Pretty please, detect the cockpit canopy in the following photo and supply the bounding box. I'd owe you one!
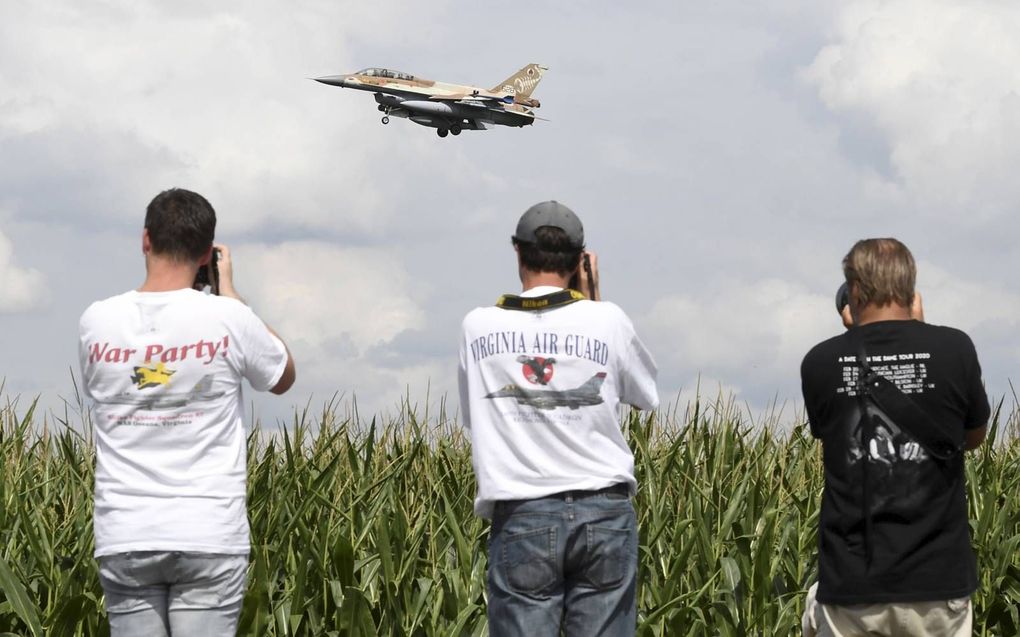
[356,67,415,81]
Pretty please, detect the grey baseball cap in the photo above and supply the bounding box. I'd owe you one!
[513,200,584,248]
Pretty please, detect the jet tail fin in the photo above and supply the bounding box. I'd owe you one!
[576,372,607,395]
[490,63,547,97]
[190,375,214,395]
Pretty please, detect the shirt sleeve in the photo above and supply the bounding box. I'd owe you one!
[617,312,659,411]
[800,352,823,439]
[961,334,990,430]
[458,323,471,431]
[77,308,96,401]
[239,307,289,392]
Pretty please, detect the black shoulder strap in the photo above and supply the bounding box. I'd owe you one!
[496,289,585,311]
[852,331,875,569]
[853,330,962,461]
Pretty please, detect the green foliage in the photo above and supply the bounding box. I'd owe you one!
[1,390,1019,635]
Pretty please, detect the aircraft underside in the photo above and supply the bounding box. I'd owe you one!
[373,92,532,138]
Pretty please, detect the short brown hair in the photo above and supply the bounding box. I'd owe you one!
[513,226,583,277]
[145,188,216,262]
[842,238,916,308]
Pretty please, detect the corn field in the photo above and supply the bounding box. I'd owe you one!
[2,390,1020,636]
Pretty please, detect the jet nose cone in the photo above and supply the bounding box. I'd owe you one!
[313,75,348,88]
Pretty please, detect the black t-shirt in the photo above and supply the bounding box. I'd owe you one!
[801,320,990,604]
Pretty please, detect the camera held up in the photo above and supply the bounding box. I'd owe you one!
[836,282,850,315]
[193,248,221,295]
[569,253,596,300]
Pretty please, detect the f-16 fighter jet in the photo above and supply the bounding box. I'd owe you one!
[101,375,226,411]
[485,372,607,410]
[314,63,547,138]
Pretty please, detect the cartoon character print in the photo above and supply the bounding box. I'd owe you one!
[130,362,175,389]
[517,355,555,385]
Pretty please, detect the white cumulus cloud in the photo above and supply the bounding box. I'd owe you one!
[645,278,835,378]
[234,241,424,352]
[804,0,1020,219]
[0,229,47,313]
[231,241,438,417]
[919,260,1020,335]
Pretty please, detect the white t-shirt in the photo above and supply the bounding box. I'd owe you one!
[458,286,658,517]
[78,289,288,557]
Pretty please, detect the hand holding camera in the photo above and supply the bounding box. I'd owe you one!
[193,243,241,300]
[570,250,600,301]
[193,247,220,295]
[212,244,242,301]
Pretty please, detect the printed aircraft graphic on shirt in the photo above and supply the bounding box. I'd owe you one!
[101,375,226,411]
[485,373,606,410]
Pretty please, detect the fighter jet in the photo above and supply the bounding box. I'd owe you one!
[100,375,226,411]
[314,63,547,138]
[485,373,607,410]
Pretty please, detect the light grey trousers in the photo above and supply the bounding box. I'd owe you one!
[98,551,248,637]
[802,582,972,637]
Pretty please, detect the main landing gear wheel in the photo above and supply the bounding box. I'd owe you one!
[378,105,386,112]
[381,116,389,125]
[450,125,462,136]
[437,128,449,138]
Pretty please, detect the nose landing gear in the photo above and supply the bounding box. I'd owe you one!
[381,116,390,125]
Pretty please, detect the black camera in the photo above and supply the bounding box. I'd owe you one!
[569,253,595,299]
[193,248,220,295]
[836,282,849,314]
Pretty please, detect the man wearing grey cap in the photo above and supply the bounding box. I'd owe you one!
[458,201,659,636]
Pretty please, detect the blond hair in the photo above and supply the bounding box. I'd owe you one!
[842,238,916,308]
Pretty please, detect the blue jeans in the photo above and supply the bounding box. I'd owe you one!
[98,551,248,636]
[487,485,638,637]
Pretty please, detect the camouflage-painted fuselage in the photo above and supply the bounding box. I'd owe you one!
[314,64,546,137]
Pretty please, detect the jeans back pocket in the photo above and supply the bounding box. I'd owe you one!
[581,525,633,590]
[500,526,558,596]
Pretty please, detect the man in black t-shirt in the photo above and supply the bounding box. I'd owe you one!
[801,238,989,636]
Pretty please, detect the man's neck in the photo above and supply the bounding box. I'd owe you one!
[520,270,570,292]
[855,302,912,325]
[139,255,199,292]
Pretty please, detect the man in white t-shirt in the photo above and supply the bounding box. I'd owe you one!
[78,188,296,636]
[458,201,658,636]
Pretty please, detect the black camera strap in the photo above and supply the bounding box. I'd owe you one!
[852,328,964,569]
[853,349,875,569]
[853,334,962,461]
[496,289,585,311]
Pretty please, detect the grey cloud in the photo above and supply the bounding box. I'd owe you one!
[0,126,186,230]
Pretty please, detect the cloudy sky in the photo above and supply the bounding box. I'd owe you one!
[3,0,1019,427]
